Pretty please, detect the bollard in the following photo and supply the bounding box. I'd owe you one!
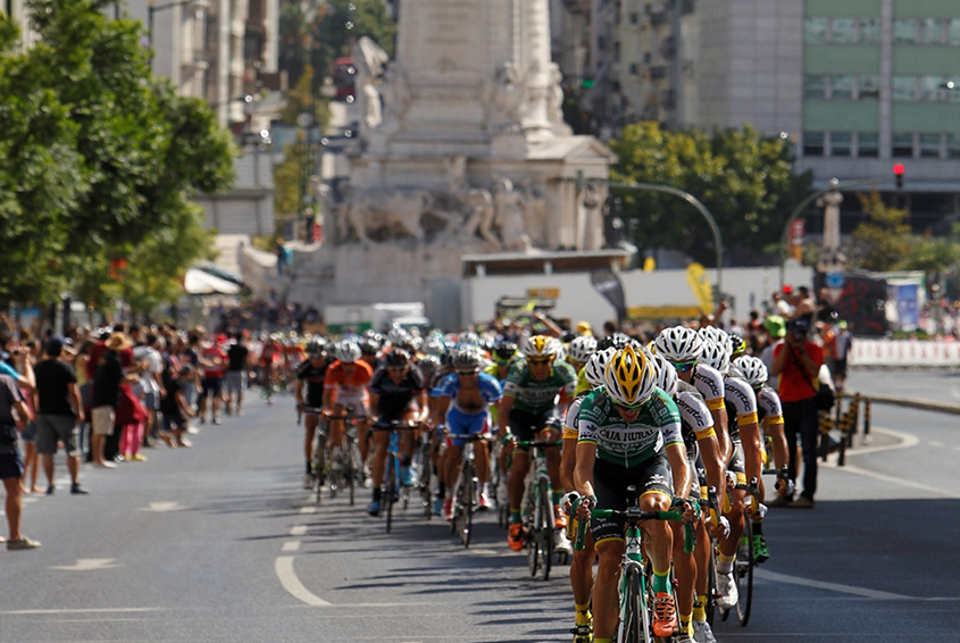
[819,410,832,461]
[849,393,861,448]
[863,397,872,443]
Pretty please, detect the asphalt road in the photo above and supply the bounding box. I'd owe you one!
[3,370,959,642]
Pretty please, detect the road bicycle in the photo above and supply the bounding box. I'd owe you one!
[298,405,329,503]
[372,419,420,534]
[516,439,563,580]
[490,440,510,528]
[415,428,433,519]
[322,408,364,506]
[727,476,764,626]
[574,486,694,643]
[447,433,490,548]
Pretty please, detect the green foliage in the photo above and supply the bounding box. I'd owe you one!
[0,0,235,314]
[847,193,912,272]
[314,0,396,81]
[609,122,811,266]
[274,142,307,216]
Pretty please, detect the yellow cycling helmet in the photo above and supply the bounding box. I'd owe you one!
[523,335,560,360]
[604,344,656,408]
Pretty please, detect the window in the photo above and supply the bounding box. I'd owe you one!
[919,18,943,45]
[804,17,828,44]
[894,19,917,44]
[919,133,941,158]
[893,76,916,101]
[947,77,960,102]
[831,75,855,100]
[830,132,852,157]
[859,75,880,100]
[859,18,881,44]
[803,131,825,157]
[857,132,879,157]
[920,76,944,101]
[949,19,960,45]
[892,133,914,157]
[831,18,856,44]
[804,75,827,99]
[947,134,960,159]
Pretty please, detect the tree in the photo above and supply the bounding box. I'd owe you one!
[608,122,811,267]
[0,0,235,314]
[314,0,396,82]
[846,192,912,272]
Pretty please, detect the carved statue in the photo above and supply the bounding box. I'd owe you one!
[352,37,389,136]
[339,188,434,243]
[459,188,499,247]
[383,63,412,121]
[547,62,565,124]
[481,62,527,124]
[493,177,531,252]
[520,180,548,248]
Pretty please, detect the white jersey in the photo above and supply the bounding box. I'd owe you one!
[757,387,783,424]
[723,375,758,440]
[563,395,586,440]
[675,389,716,457]
[692,363,725,412]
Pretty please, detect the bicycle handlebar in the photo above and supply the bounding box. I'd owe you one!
[371,419,421,431]
[446,433,493,441]
[572,500,695,554]
[513,439,563,449]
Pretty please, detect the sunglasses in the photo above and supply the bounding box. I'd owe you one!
[456,369,479,376]
[493,356,512,365]
[528,358,553,365]
[614,400,646,411]
[671,361,695,373]
[386,365,407,372]
[309,353,325,359]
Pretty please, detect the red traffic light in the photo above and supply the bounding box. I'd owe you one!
[893,163,905,188]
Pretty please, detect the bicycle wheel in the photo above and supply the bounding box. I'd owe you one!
[621,566,648,643]
[537,477,553,581]
[314,439,325,506]
[418,444,432,519]
[705,542,718,626]
[459,471,476,548]
[347,442,359,507]
[735,518,754,626]
[385,458,396,534]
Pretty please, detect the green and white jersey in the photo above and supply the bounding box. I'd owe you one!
[503,359,578,415]
[577,388,683,469]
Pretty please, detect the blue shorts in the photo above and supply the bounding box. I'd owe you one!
[445,406,490,447]
[0,450,24,479]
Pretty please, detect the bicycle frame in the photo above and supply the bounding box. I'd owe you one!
[517,439,562,580]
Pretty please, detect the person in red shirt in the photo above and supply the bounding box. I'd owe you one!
[198,337,228,425]
[769,317,823,508]
[322,341,374,467]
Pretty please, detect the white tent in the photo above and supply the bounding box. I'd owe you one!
[183,268,242,295]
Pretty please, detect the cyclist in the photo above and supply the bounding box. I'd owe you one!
[322,341,374,477]
[698,332,761,611]
[650,353,727,643]
[498,335,577,552]
[258,334,282,404]
[359,336,382,371]
[294,340,331,489]
[734,354,790,560]
[560,347,615,643]
[484,340,519,383]
[574,344,691,642]
[366,348,428,516]
[431,346,503,520]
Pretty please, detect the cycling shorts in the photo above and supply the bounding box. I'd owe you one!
[445,406,490,447]
[201,376,223,398]
[592,453,674,543]
[334,392,368,418]
[508,407,564,450]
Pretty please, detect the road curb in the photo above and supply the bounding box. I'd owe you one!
[845,393,960,415]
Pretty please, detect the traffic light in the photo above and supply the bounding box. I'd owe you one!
[893,163,905,189]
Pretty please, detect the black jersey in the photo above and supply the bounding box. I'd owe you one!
[369,365,425,421]
[296,360,329,406]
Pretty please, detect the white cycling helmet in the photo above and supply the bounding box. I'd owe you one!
[584,347,616,388]
[523,335,562,360]
[649,353,678,397]
[603,344,657,408]
[451,345,483,372]
[567,335,598,365]
[654,326,704,363]
[333,340,361,364]
[697,325,728,348]
[699,338,730,375]
[733,355,768,389]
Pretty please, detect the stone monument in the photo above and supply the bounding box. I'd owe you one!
[290,0,613,324]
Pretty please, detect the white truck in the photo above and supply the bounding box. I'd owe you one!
[324,302,432,336]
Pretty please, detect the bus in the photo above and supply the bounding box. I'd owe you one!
[332,58,356,102]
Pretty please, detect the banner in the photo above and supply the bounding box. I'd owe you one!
[895,283,919,331]
[590,269,627,322]
[685,263,714,315]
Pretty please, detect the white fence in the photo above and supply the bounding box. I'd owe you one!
[851,339,960,366]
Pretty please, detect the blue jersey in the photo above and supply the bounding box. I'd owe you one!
[435,371,503,411]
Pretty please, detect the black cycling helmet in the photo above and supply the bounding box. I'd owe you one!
[598,332,632,351]
[493,340,518,362]
[384,348,411,367]
[358,337,381,355]
[306,340,327,355]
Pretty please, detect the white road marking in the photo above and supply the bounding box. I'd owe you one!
[275,556,331,606]
[50,558,121,571]
[290,525,307,536]
[929,441,944,448]
[282,540,301,552]
[0,608,165,616]
[829,463,960,498]
[837,426,919,456]
[757,569,960,601]
[141,501,187,512]
[300,506,316,514]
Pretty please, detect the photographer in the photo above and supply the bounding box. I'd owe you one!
[769,317,823,509]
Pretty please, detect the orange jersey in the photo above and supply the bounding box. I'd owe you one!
[323,360,373,402]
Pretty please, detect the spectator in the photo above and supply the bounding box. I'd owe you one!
[33,336,87,495]
[224,332,252,417]
[0,372,40,549]
[132,333,164,450]
[832,321,853,392]
[90,332,129,469]
[770,317,824,509]
[275,237,288,276]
